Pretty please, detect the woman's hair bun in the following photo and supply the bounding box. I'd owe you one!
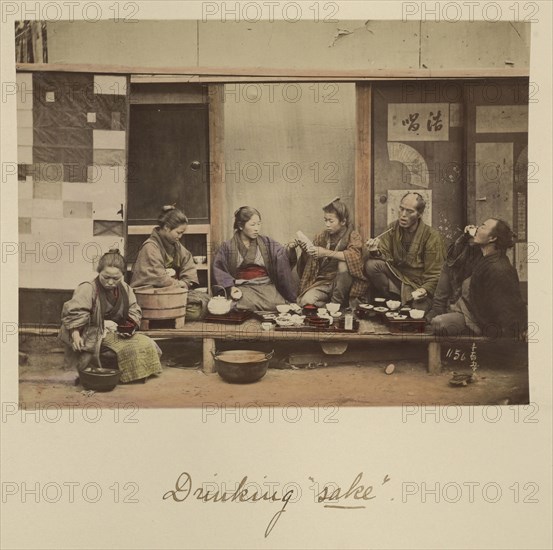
[108,247,121,254]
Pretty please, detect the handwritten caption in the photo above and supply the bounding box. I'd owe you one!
[163,470,391,538]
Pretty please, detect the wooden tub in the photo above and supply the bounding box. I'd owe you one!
[134,287,188,329]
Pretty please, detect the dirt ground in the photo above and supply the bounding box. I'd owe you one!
[17,335,529,409]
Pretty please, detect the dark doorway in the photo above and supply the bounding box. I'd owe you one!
[127,104,210,224]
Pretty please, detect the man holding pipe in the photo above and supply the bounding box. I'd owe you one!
[363,192,445,311]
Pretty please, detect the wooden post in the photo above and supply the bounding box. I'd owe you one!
[208,84,225,255]
[355,83,372,239]
[202,337,216,374]
[427,342,442,374]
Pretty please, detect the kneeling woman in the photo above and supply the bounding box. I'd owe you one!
[60,249,162,383]
[212,206,297,311]
[130,205,209,320]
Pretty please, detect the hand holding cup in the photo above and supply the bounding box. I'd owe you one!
[366,237,380,252]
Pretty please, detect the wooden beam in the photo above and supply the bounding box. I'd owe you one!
[127,224,210,235]
[355,83,372,239]
[208,84,225,253]
[16,63,529,80]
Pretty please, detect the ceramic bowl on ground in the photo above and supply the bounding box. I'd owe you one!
[374,306,389,313]
[396,315,407,320]
[193,255,207,264]
[400,307,411,313]
[374,297,386,304]
[358,303,374,310]
[409,309,425,320]
[276,304,292,314]
[80,368,120,392]
[326,302,340,314]
[317,307,328,317]
[386,300,401,311]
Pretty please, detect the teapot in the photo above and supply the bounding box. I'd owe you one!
[207,285,233,316]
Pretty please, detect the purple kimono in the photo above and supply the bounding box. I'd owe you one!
[212,234,297,311]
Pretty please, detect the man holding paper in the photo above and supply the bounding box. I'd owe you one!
[364,192,445,311]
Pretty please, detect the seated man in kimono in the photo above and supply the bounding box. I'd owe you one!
[364,192,445,311]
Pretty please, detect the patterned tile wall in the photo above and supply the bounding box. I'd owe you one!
[18,72,128,290]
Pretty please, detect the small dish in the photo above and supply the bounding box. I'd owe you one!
[374,297,386,304]
[386,300,401,311]
[276,304,292,314]
[326,302,340,314]
[395,315,407,320]
[331,312,342,318]
[276,318,295,327]
[409,309,425,320]
[374,306,389,313]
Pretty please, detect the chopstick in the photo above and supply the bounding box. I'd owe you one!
[373,227,393,240]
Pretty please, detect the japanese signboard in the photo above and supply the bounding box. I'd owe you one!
[388,103,450,141]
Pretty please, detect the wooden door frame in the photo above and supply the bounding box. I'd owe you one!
[355,83,372,240]
[207,84,225,252]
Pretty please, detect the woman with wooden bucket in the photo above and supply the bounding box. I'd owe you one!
[59,249,163,383]
[130,206,209,321]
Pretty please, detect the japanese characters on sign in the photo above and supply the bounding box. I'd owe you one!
[388,103,450,141]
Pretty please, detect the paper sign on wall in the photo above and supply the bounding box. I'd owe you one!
[388,103,449,141]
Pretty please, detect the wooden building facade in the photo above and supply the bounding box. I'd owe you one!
[15,20,530,325]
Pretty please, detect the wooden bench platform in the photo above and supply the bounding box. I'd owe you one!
[142,318,492,375]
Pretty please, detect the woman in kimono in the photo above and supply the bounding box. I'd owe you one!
[130,206,209,320]
[59,249,162,383]
[212,206,297,311]
[294,198,368,308]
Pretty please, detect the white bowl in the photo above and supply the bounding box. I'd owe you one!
[386,300,401,310]
[276,304,291,314]
[374,297,386,303]
[326,302,340,314]
[409,309,425,320]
